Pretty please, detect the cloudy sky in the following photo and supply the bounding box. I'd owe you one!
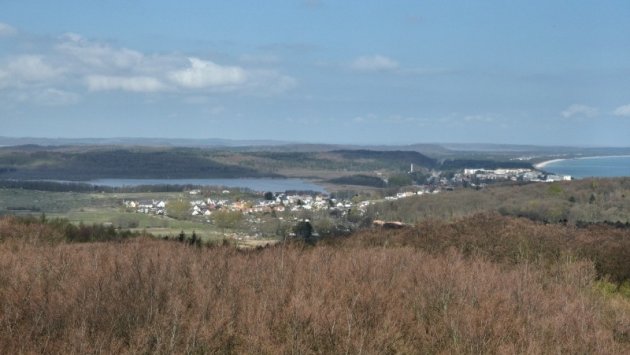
[1,0,629,146]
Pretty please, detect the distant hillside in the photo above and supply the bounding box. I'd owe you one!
[327,174,386,188]
[0,147,277,180]
[214,149,439,174]
[441,143,630,159]
[0,136,291,148]
[234,143,451,157]
[331,149,437,169]
[0,145,476,181]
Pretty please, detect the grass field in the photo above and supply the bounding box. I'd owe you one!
[0,188,234,242]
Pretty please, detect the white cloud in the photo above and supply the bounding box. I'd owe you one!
[0,22,17,37]
[6,55,63,82]
[169,58,247,89]
[613,104,630,117]
[561,104,598,118]
[0,31,295,96]
[86,75,166,92]
[351,55,399,71]
[57,33,144,70]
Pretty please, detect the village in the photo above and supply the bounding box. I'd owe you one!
[453,168,571,185]
[121,166,570,223]
[123,190,366,219]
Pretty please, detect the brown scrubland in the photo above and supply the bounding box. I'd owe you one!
[370,178,630,225]
[0,215,629,354]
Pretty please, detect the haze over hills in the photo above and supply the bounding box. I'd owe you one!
[2,136,630,168]
[2,136,630,152]
[0,136,291,148]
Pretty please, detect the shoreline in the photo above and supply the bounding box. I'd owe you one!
[534,154,630,170]
[534,158,565,169]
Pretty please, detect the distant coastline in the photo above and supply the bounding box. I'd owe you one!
[534,155,630,179]
[534,159,566,169]
[535,155,630,170]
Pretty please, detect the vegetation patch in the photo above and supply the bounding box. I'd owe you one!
[0,231,627,353]
[327,174,386,188]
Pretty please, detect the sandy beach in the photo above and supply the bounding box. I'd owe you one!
[534,158,566,169]
[534,155,630,170]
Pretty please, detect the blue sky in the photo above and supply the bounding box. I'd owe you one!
[1,0,629,146]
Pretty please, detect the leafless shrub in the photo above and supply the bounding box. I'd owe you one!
[0,221,628,353]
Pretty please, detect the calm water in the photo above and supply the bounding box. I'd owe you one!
[84,178,327,193]
[543,156,630,178]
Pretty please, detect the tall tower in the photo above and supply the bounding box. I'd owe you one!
[410,163,414,173]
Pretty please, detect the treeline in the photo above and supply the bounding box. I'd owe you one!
[327,174,386,187]
[0,179,107,192]
[0,179,229,193]
[244,151,352,171]
[246,150,438,172]
[0,148,278,180]
[0,167,16,174]
[332,149,437,169]
[0,215,139,243]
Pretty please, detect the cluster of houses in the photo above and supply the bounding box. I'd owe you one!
[189,198,228,216]
[384,189,440,201]
[122,193,365,218]
[123,200,166,215]
[199,193,363,215]
[454,168,571,184]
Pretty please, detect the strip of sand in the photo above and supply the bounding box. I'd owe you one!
[535,155,630,170]
[534,159,565,169]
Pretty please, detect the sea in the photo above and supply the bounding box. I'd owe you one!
[542,156,630,179]
[80,178,328,193]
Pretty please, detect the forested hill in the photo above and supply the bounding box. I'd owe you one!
[331,150,437,169]
[0,147,277,180]
[0,146,443,180]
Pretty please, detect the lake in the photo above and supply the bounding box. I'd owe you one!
[83,178,328,193]
[542,156,630,178]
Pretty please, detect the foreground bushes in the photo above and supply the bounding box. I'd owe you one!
[0,215,137,243]
[344,213,630,283]
[368,177,630,225]
[0,237,628,354]
[0,215,629,353]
